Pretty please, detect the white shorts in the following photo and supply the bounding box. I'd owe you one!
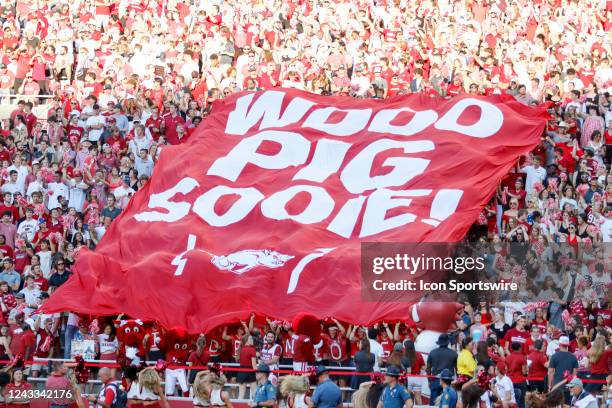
[292,362,309,373]
[165,368,188,395]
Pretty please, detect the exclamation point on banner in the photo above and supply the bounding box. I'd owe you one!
[422,189,463,227]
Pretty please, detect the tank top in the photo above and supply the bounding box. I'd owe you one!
[127,382,141,400]
[293,394,308,408]
[140,387,160,401]
[210,389,224,407]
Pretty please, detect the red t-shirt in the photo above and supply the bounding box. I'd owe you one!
[527,350,548,378]
[0,205,20,222]
[187,349,210,369]
[524,337,547,354]
[503,328,530,349]
[238,344,256,367]
[590,349,612,375]
[324,333,348,362]
[0,70,15,89]
[9,327,35,357]
[206,335,221,358]
[410,352,425,374]
[163,114,186,145]
[34,276,49,292]
[281,332,294,359]
[0,244,14,259]
[505,352,527,383]
[35,329,55,358]
[5,382,32,408]
[379,335,393,360]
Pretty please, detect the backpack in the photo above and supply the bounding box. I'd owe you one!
[107,382,128,408]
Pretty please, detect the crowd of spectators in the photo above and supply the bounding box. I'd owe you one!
[0,0,610,405]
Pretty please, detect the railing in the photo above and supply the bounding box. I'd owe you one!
[0,94,55,120]
[0,93,57,104]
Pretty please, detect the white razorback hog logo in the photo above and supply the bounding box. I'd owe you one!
[211,249,294,274]
[172,234,334,293]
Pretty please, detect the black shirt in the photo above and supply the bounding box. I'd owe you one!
[427,346,458,376]
[549,351,578,386]
[49,271,71,288]
[354,351,375,372]
[101,206,122,220]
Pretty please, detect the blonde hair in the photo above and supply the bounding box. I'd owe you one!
[351,381,374,408]
[279,375,309,397]
[193,371,227,402]
[138,368,162,392]
[193,371,210,402]
[588,334,606,364]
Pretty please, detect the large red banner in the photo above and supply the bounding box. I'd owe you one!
[43,89,548,333]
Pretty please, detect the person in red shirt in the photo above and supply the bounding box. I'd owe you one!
[532,308,548,334]
[527,339,548,392]
[503,315,530,354]
[507,179,527,209]
[0,63,14,91]
[5,369,32,408]
[259,61,280,89]
[524,325,546,354]
[13,47,32,92]
[66,115,85,141]
[402,339,425,404]
[378,323,394,362]
[9,318,36,362]
[505,341,527,407]
[9,101,25,123]
[31,318,56,377]
[586,334,611,393]
[0,197,19,225]
[145,106,163,141]
[31,264,49,292]
[446,75,464,97]
[162,104,185,145]
[205,329,223,363]
[236,334,257,399]
[187,336,210,384]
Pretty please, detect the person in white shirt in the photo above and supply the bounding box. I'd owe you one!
[98,324,119,360]
[19,275,41,312]
[135,149,154,178]
[367,328,384,371]
[567,378,598,408]
[26,172,45,199]
[493,361,516,406]
[85,104,106,143]
[46,172,70,211]
[601,217,612,243]
[16,208,39,242]
[7,155,29,191]
[113,178,135,209]
[520,156,547,195]
[1,170,24,196]
[67,170,89,212]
